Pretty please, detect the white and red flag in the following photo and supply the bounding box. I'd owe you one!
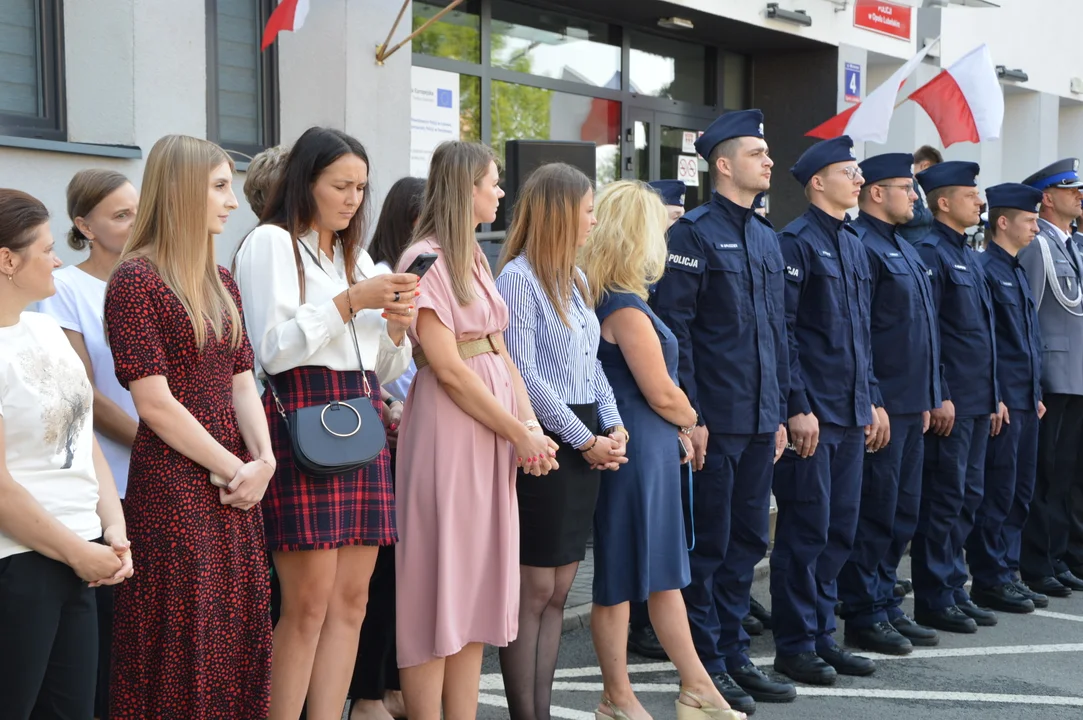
[906,44,1004,146]
[262,0,310,50]
[806,41,936,143]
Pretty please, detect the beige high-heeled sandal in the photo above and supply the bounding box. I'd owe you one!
[675,687,746,720]
[594,697,634,720]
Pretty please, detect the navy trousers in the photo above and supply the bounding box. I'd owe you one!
[838,413,925,627]
[968,409,1038,588]
[912,415,990,612]
[683,432,775,673]
[770,423,865,656]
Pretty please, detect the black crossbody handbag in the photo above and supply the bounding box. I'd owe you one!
[264,241,387,477]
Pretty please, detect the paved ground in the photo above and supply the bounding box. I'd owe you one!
[476,553,1083,719]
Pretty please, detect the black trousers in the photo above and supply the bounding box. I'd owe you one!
[0,551,98,720]
[1021,394,1083,577]
[349,541,400,699]
[95,584,115,720]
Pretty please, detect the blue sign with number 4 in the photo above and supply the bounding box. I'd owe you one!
[845,63,861,103]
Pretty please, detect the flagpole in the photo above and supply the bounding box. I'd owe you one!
[894,37,941,109]
[376,0,465,64]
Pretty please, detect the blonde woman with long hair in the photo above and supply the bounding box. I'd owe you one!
[581,180,744,720]
[104,135,275,718]
[394,141,559,720]
[494,163,627,720]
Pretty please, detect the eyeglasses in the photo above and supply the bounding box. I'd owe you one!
[877,184,915,192]
[839,166,864,181]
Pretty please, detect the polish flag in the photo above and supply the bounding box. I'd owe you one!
[806,41,936,142]
[906,44,1004,147]
[261,0,310,50]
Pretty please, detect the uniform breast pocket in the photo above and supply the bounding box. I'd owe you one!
[707,250,752,317]
[807,255,842,316]
[1054,263,1078,295]
[993,284,1019,306]
[882,257,910,275]
[946,267,983,331]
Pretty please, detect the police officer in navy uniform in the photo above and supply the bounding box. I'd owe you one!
[771,136,882,685]
[966,183,1048,614]
[628,178,687,661]
[1018,158,1083,596]
[651,109,795,713]
[910,161,1004,634]
[836,153,942,655]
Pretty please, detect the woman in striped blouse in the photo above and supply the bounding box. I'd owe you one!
[495,163,628,720]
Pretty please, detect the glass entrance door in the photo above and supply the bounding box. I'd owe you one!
[624,109,711,212]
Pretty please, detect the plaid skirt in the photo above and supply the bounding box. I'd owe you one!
[262,366,396,551]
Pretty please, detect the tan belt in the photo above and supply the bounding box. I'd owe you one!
[413,334,499,370]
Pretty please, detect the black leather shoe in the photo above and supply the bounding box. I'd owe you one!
[894,578,914,598]
[914,606,978,634]
[1055,570,1083,592]
[817,642,876,676]
[955,600,998,626]
[1012,580,1049,608]
[710,672,757,716]
[774,651,837,685]
[749,597,772,630]
[844,621,913,655]
[1024,576,1072,598]
[627,625,668,660]
[742,613,764,636]
[730,663,797,703]
[972,584,1035,614]
[888,613,940,646]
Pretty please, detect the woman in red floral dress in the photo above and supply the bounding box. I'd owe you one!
[104,135,276,719]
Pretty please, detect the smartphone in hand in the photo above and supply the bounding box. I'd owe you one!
[403,252,438,280]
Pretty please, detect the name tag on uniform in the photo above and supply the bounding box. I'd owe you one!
[952,264,968,271]
[786,266,802,279]
[926,268,934,276]
[817,249,834,258]
[1056,258,1070,264]
[886,252,902,258]
[717,243,740,250]
[668,253,700,269]
[1000,280,1014,287]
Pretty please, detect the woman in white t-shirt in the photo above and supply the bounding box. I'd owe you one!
[0,189,132,719]
[38,168,139,720]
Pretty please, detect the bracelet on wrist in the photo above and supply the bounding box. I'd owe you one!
[605,426,630,443]
[580,436,598,453]
[679,425,695,436]
[524,419,541,432]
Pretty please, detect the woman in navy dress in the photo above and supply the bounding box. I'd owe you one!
[581,180,743,720]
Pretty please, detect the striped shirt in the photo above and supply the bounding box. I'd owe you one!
[496,255,622,448]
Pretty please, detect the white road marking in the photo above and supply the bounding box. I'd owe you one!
[480,693,596,719]
[539,682,1083,707]
[1033,609,1083,623]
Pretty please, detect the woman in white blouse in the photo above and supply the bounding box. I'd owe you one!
[39,168,140,720]
[233,127,419,720]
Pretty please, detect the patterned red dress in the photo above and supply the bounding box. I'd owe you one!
[104,258,272,719]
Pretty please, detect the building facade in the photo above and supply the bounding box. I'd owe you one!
[1,0,1081,268]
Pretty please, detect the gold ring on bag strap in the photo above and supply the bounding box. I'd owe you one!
[413,334,498,370]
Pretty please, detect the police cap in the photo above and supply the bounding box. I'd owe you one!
[1022,158,1083,191]
[695,109,764,159]
[860,153,914,185]
[790,136,857,187]
[916,160,980,194]
[985,183,1043,212]
[647,180,686,207]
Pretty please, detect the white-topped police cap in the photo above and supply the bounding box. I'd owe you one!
[790,136,856,187]
[1022,158,1083,191]
[694,109,765,159]
[647,179,686,207]
[985,183,1043,212]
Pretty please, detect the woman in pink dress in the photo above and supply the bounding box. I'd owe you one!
[394,141,559,720]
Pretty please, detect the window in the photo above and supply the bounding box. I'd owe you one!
[206,0,278,156]
[629,30,712,106]
[491,80,620,187]
[413,1,482,64]
[0,0,65,139]
[490,1,620,89]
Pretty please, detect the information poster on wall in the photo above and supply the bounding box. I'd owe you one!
[411,66,461,178]
[677,155,699,187]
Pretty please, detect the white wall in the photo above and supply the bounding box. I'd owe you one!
[0,0,413,270]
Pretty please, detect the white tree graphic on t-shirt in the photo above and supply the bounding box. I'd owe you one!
[18,349,91,469]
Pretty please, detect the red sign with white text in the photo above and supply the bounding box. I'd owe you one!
[854,0,912,41]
